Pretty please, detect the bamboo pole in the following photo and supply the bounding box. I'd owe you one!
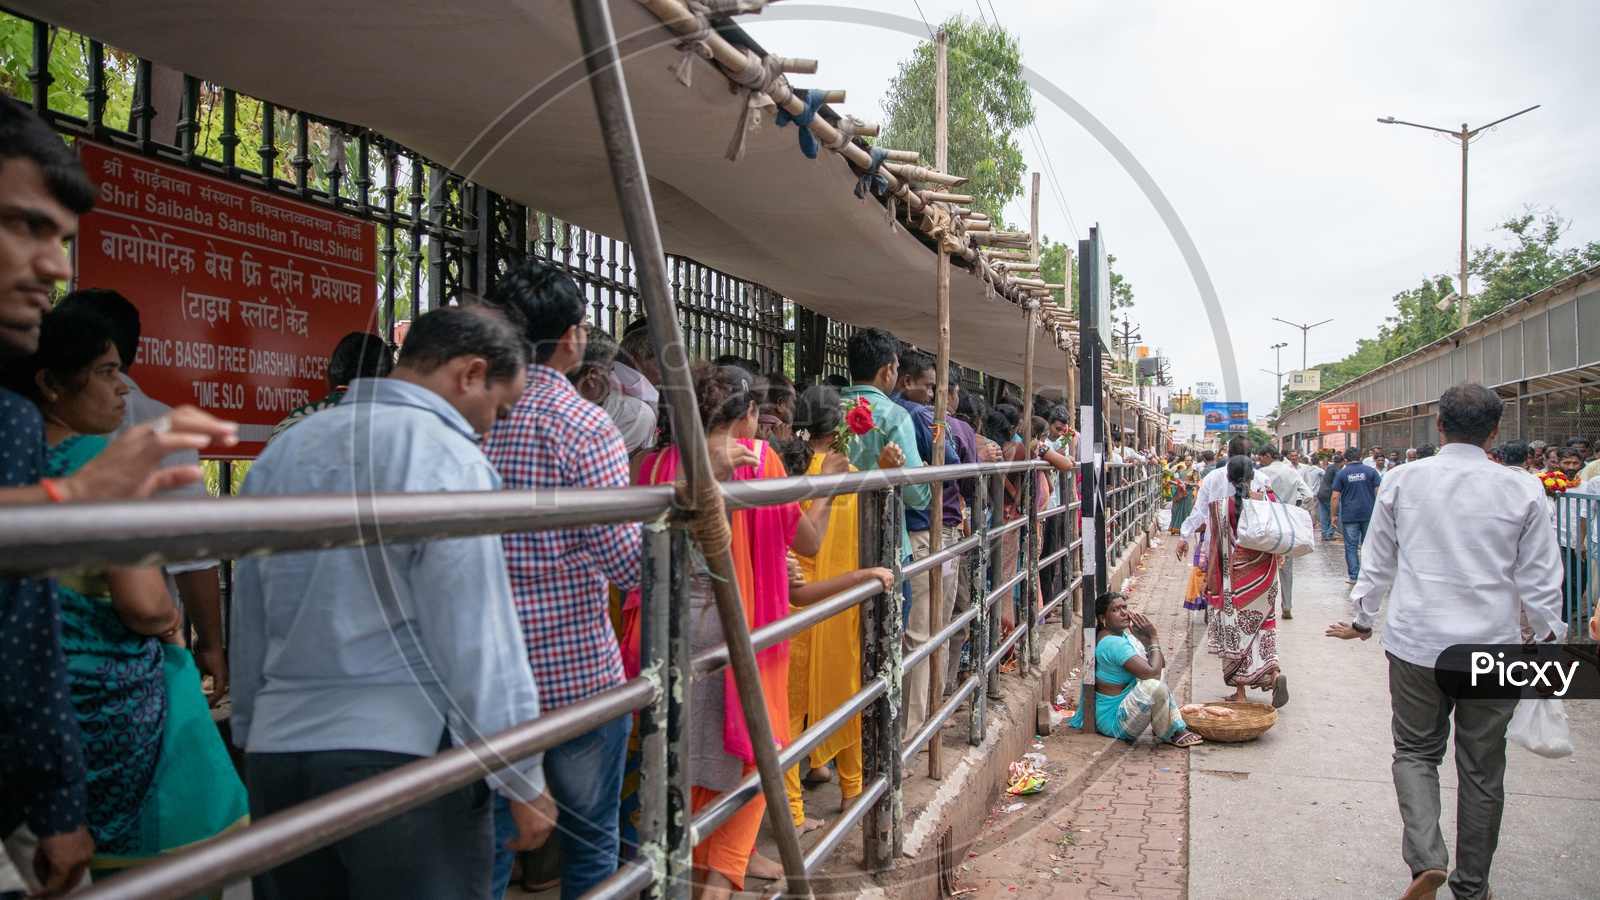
[569,1,814,895]
[638,0,931,215]
[926,28,951,780]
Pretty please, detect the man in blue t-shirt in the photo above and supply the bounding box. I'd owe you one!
[1331,447,1382,583]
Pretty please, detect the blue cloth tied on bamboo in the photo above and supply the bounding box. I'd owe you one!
[854,146,891,199]
[775,88,828,159]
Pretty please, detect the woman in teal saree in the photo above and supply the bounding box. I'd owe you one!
[1068,592,1203,747]
[5,310,246,876]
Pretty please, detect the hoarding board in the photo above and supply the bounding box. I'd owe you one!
[1203,401,1249,432]
[75,141,379,458]
[1319,402,1360,432]
[1289,369,1323,392]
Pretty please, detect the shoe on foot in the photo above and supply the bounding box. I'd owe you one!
[1399,868,1447,900]
[1272,673,1290,709]
[1282,609,1294,620]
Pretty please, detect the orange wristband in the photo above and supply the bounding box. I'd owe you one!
[39,478,66,503]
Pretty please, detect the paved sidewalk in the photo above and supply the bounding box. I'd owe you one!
[1188,539,1598,899]
[955,534,1197,898]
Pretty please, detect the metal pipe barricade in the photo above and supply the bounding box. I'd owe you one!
[32,458,1101,900]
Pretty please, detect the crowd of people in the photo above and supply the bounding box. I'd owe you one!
[1082,387,1582,900]
[0,97,1114,900]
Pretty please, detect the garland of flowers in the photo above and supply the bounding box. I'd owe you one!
[1540,470,1579,495]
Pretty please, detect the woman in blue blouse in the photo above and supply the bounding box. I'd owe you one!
[1069,592,1203,747]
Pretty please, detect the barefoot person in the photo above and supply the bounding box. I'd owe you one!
[1327,383,1564,900]
[1203,455,1290,707]
[1069,593,1202,748]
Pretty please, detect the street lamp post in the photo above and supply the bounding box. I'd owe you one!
[1271,317,1333,370]
[1265,341,1288,436]
[1378,105,1540,328]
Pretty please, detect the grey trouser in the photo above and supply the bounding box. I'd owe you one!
[941,525,969,687]
[1279,553,1293,613]
[1387,654,1517,900]
[903,529,934,744]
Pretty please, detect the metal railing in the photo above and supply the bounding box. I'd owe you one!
[1104,462,1163,569]
[0,459,1179,900]
[1550,493,1599,663]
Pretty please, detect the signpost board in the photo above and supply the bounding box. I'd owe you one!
[1194,380,1218,399]
[1203,401,1249,432]
[75,141,379,458]
[1318,402,1360,432]
[1289,369,1323,392]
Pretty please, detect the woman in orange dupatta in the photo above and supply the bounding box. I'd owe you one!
[1203,455,1290,707]
[621,364,835,900]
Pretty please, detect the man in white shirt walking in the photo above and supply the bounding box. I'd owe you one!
[1327,383,1565,900]
[1258,445,1313,618]
[1175,434,1270,560]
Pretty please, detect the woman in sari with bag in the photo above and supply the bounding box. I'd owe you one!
[620,363,837,900]
[1203,455,1291,708]
[0,311,247,880]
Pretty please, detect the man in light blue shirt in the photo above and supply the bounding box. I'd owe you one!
[231,306,555,900]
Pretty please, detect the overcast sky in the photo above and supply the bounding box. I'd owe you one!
[742,1,1600,415]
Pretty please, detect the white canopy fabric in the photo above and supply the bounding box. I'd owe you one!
[24,0,1072,388]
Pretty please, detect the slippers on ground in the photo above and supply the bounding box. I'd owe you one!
[802,766,833,786]
[1272,673,1290,709]
[1167,730,1203,748]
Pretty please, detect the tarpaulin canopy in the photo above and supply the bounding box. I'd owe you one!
[22,0,1073,389]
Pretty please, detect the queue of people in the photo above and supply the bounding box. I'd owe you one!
[0,96,1107,899]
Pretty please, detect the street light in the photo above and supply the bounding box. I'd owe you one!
[1265,341,1288,434]
[1271,317,1332,370]
[1378,105,1540,328]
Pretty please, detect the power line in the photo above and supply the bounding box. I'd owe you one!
[909,0,934,37]
[975,1,1082,243]
[1024,122,1079,240]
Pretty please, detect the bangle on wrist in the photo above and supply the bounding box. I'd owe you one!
[1351,622,1371,634]
[39,477,66,503]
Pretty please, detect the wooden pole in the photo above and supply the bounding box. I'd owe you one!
[1017,174,1041,670]
[926,28,951,779]
[570,1,814,894]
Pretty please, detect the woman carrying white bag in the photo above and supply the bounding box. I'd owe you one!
[1200,454,1294,708]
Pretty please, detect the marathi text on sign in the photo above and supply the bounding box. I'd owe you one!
[1319,402,1360,433]
[74,141,379,458]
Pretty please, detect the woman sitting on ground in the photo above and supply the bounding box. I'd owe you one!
[1068,592,1203,747]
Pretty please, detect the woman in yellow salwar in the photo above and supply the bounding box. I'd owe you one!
[779,386,894,829]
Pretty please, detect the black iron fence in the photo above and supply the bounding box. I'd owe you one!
[3,11,852,380]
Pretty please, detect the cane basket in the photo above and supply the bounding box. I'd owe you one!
[1183,700,1277,742]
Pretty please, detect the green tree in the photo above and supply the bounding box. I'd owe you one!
[1296,208,1600,405]
[1469,209,1600,317]
[879,15,1034,225]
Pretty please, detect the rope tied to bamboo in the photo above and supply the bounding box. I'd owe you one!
[668,1,715,87]
[825,114,863,153]
[775,88,828,159]
[674,478,733,559]
[723,48,789,163]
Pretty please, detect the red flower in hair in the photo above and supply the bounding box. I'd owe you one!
[845,397,876,436]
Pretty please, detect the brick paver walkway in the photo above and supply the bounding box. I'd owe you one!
[956,532,1196,898]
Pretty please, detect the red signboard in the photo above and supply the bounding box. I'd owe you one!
[1319,402,1360,433]
[74,141,379,458]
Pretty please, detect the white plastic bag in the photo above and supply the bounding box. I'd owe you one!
[1506,698,1573,759]
[1235,498,1316,558]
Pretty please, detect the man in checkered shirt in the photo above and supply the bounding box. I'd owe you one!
[481,261,642,899]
